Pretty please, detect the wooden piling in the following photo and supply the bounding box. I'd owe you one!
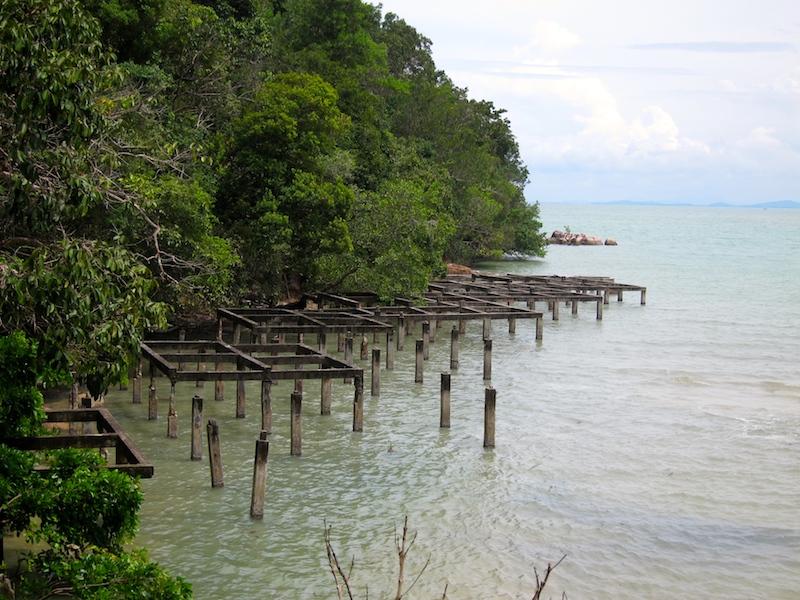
[483,387,496,448]
[233,323,242,344]
[236,359,246,418]
[290,390,302,456]
[406,317,414,336]
[338,332,345,353]
[344,332,354,383]
[191,395,203,460]
[483,338,492,381]
[396,316,405,350]
[178,329,186,371]
[429,319,437,342]
[386,330,395,370]
[132,356,142,404]
[321,376,332,415]
[148,384,157,420]
[207,418,223,487]
[318,331,327,352]
[371,347,380,396]
[459,318,467,334]
[641,289,647,305]
[81,395,92,434]
[422,321,430,359]
[508,317,516,334]
[215,355,224,401]
[261,378,272,434]
[440,373,451,428]
[360,334,369,361]
[353,372,364,432]
[617,289,623,302]
[483,318,491,340]
[197,347,205,388]
[250,431,269,519]
[167,380,178,439]
[536,316,544,340]
[572,299,579,315]
[415,339,424,383]
[596,297,604,320]
[450,326,459,370]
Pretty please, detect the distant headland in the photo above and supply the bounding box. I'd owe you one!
[599,200,800,209]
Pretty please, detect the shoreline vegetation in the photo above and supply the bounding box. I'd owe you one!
[1,0,550,596]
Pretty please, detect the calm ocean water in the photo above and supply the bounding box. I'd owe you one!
[94,204,799,598]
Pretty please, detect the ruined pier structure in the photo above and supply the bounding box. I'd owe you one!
[133,273,645,514]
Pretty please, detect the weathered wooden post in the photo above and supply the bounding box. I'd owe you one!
[261,377,272,434]
[191,395,203,460]
[148,361,158,420]
[197,347,205,388]
[617,289,623,302]
[429,319,437,342]
[386,330,395,370]
[250,431,269,519]
[338,332,345,353]
[360,333,369,361]
[233,323,242,344]
[344,332,354,383]
[422,321,430,359]
[459,318,467,334]
[483,338,492,380]
[80,394,92,434]
[483,318,491,340]
[415,339,424,383]
[215,354,224,401]
[450,326,459,370]
[207,418,224,487]
[552,299,560,321]
[572,299,579,315]
[440,373,451,428]
[596,296,604,320]
[536,316,544,340]
[290,390,302,456]
[353,372,364,432]
[216,316,223,341]
[483,387,496,448]
[406,317,414,336]
[178,329,186,371]
[508,316,516,334]
[167,379,178,439]
[396,315,405,350]
[371,348,381,396]
[318,331,327,352]
[235,359,246,418]
[320,376,332,415]
[641,288,647,305]
[132,356,142,403]
[259,322,268,345]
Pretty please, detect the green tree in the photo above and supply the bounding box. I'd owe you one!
[0,334,191,599]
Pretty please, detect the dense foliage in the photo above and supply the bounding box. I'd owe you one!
[0,334,191,599]
[1,0,545,385]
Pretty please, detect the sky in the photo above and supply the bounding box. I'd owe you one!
[374,0,800,205]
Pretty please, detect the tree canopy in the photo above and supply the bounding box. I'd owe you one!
[1,0,546,391]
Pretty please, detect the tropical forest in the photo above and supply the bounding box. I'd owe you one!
[0,0,545,595]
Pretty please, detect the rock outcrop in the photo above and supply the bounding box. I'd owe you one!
[548,230,619,246]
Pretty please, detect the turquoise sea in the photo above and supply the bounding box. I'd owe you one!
[92,204,800,598]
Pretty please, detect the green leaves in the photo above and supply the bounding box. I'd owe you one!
[0,240,168,396]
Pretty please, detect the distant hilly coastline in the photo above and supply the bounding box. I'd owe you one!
[600,200,800,209]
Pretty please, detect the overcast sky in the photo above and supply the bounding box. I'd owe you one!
[374,0,800,205]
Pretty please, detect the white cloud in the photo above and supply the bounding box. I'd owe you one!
[771,68,800,94]
[514,20,582,59]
